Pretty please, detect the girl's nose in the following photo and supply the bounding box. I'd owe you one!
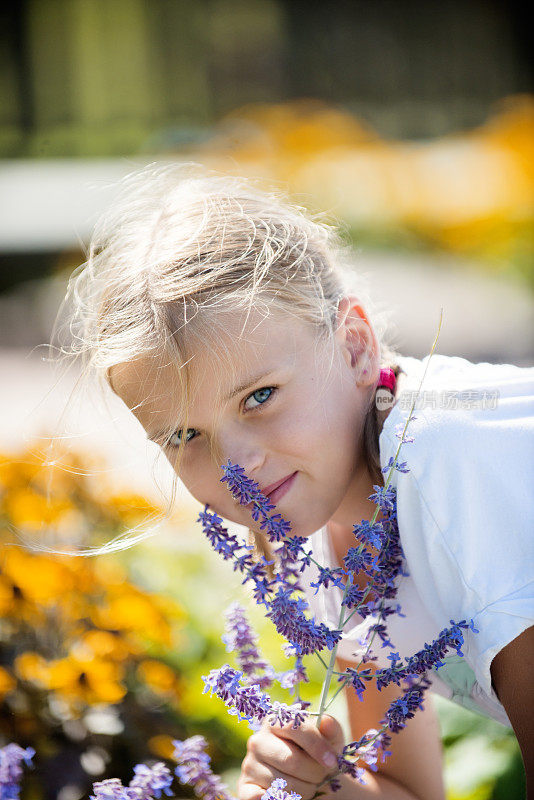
[218,428,266,481]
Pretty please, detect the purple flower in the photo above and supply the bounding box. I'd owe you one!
[367,486,396,514]
[202,664,309,730]
[353,520,385,550]
[223,602,276,689]
[129,764,174,799]
[266,587,342,655]
[310,566,346,594]
[220,461,292,542]
[199,457,479,776]
[374,619,474,691]
[0,744,35,800]
[339,667,373,702]
[202,665,272,728]
[341,585,365,609]
[172,736,233,800]
[198,508,243,562]
[327,777,342,792]
[381,457,410,474]
[90,779,138,800]
[231,683,273,726]
[279,655,309,694]
[267,701,308,729]
[340,727,392,782]
[365,621,393,649]
[261,778,301,800]
[383,676,431,733]
[343,546,374,575]
[394,419,417,443]
[335,755,367,785]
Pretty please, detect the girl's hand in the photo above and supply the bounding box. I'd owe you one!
[237,714,345,800]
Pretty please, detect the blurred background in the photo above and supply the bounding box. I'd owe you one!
[0,1,532,798]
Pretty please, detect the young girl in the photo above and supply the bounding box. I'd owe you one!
[65,163,533,800]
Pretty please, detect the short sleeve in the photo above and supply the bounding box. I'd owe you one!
[380,382,534,700]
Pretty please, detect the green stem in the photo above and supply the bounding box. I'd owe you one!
[315,651,329,669]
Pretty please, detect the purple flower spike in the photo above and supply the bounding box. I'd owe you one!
[353,520,385,550]
[339,667,373,702]
[336,755,367,785]
[367,486,397,514]
[220,461,293,542]
[90,778,138,800]
[267,587,342,655]
[129,763,174,799]
[381,456,410,474]
[173,735,233,800]
[223,602,276,689]
[267,701,308,729]
[0,744,35,800]
[202,665,272,728]
[261,777,302,800]
[279,654,309,694]
[383,676,431,733]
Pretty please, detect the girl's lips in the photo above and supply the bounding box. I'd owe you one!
[267,471,297,504]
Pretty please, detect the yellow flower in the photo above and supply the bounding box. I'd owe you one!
[5,487,73,530]
[14,652,50,689]
[79,629,133,661]
[0,665,16,700]
[93,589,173,647]
[137,659,178,696]
[47,653,126,705]
[1,548,74,608]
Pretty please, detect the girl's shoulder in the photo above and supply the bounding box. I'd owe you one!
[386,353,534,453]
[379,354,534,715]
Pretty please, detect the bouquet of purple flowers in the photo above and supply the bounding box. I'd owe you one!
[1,380,477,800]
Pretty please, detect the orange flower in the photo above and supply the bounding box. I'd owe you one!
[149,734,179,761]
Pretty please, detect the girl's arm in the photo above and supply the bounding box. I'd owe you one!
[338,656,446,800]
[490,625,533,794]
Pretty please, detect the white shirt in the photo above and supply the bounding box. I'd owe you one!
[302,354,534,726]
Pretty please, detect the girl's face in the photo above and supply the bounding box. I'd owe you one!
[110,296,380,538]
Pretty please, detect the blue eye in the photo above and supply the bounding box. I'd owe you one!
[168,428,197,447]
[244,386,275,410]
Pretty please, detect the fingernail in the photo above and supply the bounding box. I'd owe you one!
[323,751,337,768]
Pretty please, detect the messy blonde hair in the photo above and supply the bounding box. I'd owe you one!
[55,162,401,558]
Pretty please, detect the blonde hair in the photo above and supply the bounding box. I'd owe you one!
[55,162,401,557]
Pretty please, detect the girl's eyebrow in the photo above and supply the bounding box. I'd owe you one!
[224,368,278,401]
[146,368,279,442]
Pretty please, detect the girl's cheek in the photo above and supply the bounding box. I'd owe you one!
[173,456,219,508]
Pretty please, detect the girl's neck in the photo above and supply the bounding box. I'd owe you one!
[328,366,405,559]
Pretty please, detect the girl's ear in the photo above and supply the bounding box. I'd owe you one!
[335,294,380,385]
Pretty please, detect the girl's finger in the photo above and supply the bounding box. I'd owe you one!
[239,755,320,800]
[247,731,326,784]
[266,719,340,770]
[238,783,265,800]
